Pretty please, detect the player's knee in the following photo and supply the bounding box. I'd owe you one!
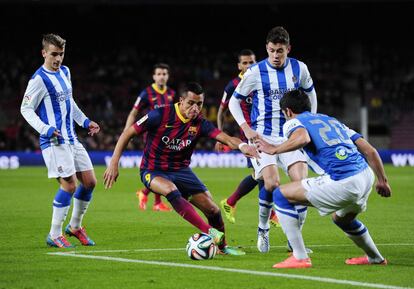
[63,182,77,193]
[82,177,97,189]
[264,181,280,192]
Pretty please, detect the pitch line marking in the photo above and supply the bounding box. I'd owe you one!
[60,242,414,254]
[47,252,412,289]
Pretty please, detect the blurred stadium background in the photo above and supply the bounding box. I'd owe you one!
[0,0,413,167]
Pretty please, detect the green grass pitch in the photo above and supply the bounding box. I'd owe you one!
[0,165,413,289]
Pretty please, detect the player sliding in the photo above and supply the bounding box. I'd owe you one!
[104,82,258,255]
[255,89,391,268]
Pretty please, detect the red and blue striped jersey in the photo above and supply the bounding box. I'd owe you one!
[133,83,176,112]
[133,103,221,171]
[220,74,252,141]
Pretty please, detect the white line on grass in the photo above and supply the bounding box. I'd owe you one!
[47,252,412,289]
[61,242,414,254]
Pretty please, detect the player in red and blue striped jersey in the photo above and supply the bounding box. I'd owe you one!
[215,49,280,227]
[104,82,258,255]
[123,63,177,212]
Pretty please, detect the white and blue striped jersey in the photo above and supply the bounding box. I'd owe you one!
[231,58,317,139]
[283,111,368,180]
[20,65,90,150]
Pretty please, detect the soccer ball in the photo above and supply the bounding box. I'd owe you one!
[186,232,217,260]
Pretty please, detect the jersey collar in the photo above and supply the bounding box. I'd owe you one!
[174,103,191,123]
[152,83,167,94]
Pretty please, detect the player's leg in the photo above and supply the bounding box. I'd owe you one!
[65,144,97,245]
[142,169,212,235]
[332,212,387,265]
[152,192,172,212]
[286,160,311,253]
[272,181,311,268]
[256,164,280,253]
[136,187,150,210]
[42,145,76,248]
[221,173,257,223]
[331,167,386,265]
[191,191,245,255]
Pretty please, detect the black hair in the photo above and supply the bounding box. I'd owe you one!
[280,89,311,114]
[182,82,204,96]
[238,49,255,61]
[266,26,290,45]
[153,63,170,74]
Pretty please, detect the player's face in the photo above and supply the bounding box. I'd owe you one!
[238,55,256,73]
[153,68,169,87]
[180,92,204,119]
[42,44,64,71]
[266,42,290,68]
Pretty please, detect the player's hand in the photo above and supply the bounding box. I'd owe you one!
[103,165,119,189]
[243,127,259,142]
[254,138,277,155]
[52,129,61,137]
[88,121,100,136]
[375,180,392,198]
[240,144,259,159]
[214,141,224,152]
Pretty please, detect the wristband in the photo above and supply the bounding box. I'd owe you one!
[238,142,248,150]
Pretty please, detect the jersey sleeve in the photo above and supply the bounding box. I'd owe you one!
[200,119,221,139]
[133,89,149,110]
[233,68,255,100]
[220,80,236,108]
[133,109,161,135]
[72,98,90,128]
[299,62,317,113]
[342,123,363,142]
[283,118,305,138]
[20,75,55,137]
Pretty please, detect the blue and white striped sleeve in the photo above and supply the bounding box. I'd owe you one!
[72,98,90,128]
[300,62,317,113]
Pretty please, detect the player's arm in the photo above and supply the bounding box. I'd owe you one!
[20,77,61,138]
[214,91,228,152]
[215,132,258,158]
[255,127,310,155]
[228,71,258,140]
[354,137,392,197]
[300,63,317,113]
[123,108,139,132]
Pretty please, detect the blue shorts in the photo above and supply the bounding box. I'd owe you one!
[140,167,208,199]
[246,157,253,168]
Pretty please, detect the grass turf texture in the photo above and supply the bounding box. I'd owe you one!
[0,165,413,289]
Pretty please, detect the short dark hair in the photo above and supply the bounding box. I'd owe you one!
[182,82,204,96]
[153,63,170,74]
[42,33,66,49]
[280,89,311,114]
[266,26,290,45]
[238,49,255,61]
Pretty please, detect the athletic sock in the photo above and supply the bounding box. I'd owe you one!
[166,190,210,233]
[273,187,308,260]
[227,175,258,207]
[207,213,226,248]
[142,187,150,196]
[154,193,162,205]
[334,219,384,262]
[69,184,93,229]
[258,186,273,230]
[50,188,73,238]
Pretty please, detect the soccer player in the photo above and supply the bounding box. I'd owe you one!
[104,82,258,255]
[215,49,279,226]
[229,26,317,253]
[123,63,176,212]
[255,89,391,268]
[20,33,100,248]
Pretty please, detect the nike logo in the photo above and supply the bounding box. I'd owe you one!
[165,124,174,128]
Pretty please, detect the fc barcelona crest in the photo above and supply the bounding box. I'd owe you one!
[189,126,198,135]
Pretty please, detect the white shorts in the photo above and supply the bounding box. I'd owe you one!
[42,143,93,178]
[250,135,306,180]
[302,167,375,217]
